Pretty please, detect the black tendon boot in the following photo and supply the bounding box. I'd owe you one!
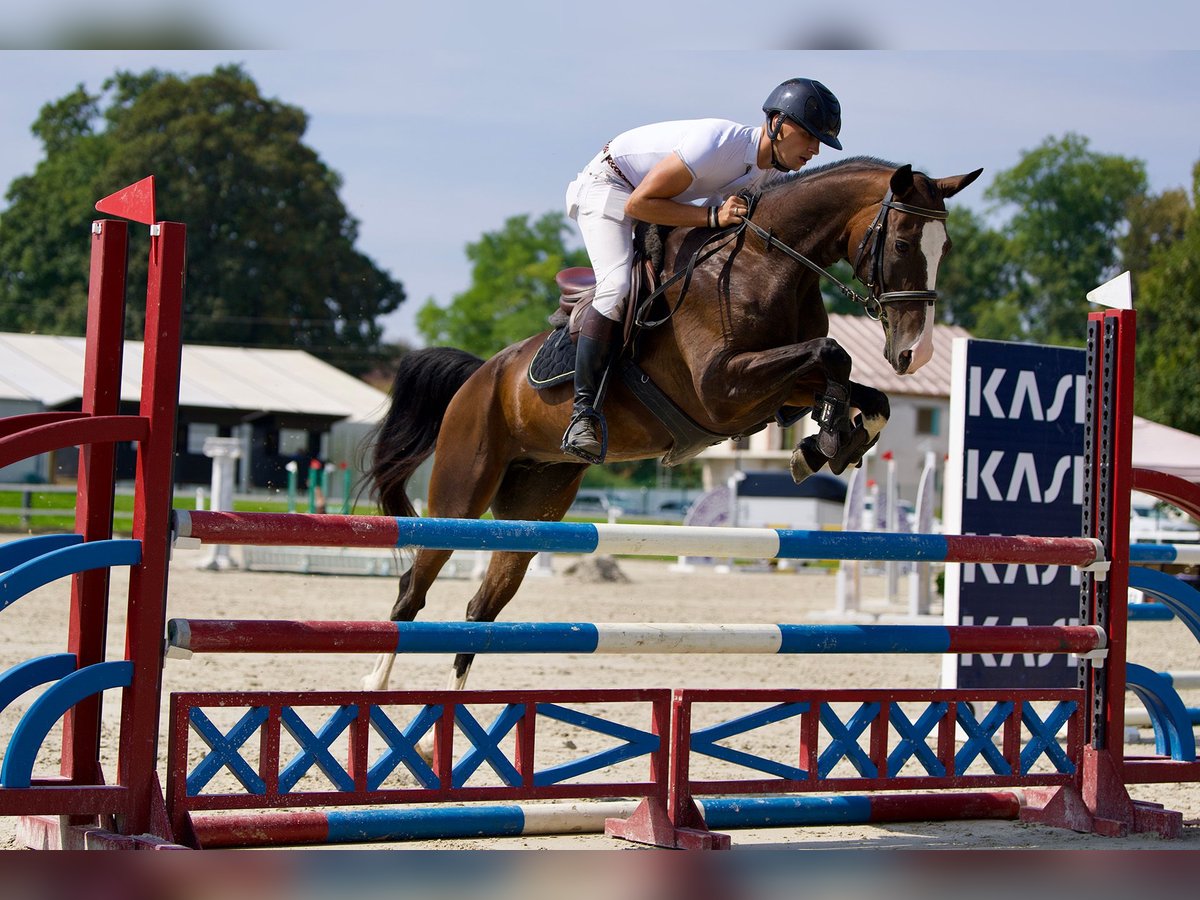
[791,381,863,483]
[791,381,873,481]
[561,309,617,463]
[814,382,854,459]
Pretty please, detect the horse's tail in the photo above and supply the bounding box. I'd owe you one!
[368,347,485,518]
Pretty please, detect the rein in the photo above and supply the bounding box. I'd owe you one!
[633,226,745,328]
[738,216,880,317]
[634,186,949,328]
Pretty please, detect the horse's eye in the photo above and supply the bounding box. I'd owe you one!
[894,239,910,254]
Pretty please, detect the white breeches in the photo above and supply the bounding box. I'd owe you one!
[566,156,634,322]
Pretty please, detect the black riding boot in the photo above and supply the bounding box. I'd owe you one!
[561,310,617,464]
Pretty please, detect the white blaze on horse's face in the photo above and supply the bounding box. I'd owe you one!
[900,219,948,375]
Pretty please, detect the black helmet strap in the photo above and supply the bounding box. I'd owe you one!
[766,113,793,173]
[766,111,784,140]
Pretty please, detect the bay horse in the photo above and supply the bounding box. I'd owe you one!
[362,157,982,692]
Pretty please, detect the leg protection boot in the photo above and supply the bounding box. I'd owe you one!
[812,381,873,476]
[814,381,854,459]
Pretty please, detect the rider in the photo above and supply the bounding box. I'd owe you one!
[561,77,843,464]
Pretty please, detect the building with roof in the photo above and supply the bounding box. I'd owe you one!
[697,314,971,504]
[0,332,388,490]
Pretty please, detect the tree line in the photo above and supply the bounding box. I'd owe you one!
[0,65,404,376]
[2,66,1197,435]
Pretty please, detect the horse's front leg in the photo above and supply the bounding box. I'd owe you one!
[791,381,890,482]
[698,337,861,484]
[849,382,890,450]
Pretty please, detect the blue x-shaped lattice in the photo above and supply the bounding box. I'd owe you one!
[367,704,443,790]
[531,703,660,786]
[954,701,1013,775]
[886,702,948,777]
[690,702,810,781]
[451,704,526,789]
[818,702,881,779]
[1018,701,1077,775]
[277,705,359,793]
[187,706,268,797]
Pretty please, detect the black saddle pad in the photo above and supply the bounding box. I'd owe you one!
[527,326,576,390]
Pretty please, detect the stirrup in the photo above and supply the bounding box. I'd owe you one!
[562,409,607,465]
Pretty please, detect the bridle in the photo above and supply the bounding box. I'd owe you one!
[741,188,948,321]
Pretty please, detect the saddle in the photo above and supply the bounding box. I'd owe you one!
[528,225,789,465]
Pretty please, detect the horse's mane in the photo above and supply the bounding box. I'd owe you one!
[754,156,902,198]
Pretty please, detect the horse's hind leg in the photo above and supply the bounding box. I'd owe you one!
[447,461,588,691]
[362,416,513,691]
[361,552,454,690]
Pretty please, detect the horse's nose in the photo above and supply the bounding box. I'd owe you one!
[897,349,913,373]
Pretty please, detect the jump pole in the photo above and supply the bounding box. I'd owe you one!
[188,791,1022,849]
[175,510,1107,568]
[164,618,1107,658]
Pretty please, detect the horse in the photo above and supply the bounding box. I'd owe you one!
[362,157,982,692]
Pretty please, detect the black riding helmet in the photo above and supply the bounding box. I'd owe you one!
[763,78,843,151]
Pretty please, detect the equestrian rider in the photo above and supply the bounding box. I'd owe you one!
[561,77,843,464]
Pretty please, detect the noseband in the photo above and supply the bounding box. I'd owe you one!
[740,188,948,322]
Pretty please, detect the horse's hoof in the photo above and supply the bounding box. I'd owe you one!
[790,438,826,483]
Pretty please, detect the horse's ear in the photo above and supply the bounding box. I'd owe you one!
[934,168,984,199]
[890,164,914,194]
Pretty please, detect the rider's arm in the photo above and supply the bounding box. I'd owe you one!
[625,153,745,228]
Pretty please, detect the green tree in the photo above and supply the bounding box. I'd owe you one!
[984,133,1146,345]
[1119,187,1190,283]
[0,65,404,375]
[1133,160,1200,433]
[417,212,588,357]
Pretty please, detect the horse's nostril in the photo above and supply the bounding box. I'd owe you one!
[899,349,912,365]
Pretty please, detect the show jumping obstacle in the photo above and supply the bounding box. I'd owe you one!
[1,180,1199,849]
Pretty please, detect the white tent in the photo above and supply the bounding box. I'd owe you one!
[1132,416,1200,483]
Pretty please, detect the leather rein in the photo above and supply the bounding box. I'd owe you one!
[635,188,949,329]
[745,188,949,321]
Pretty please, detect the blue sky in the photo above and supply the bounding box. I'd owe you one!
[0,7,1198,345]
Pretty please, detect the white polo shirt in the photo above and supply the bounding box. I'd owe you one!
[605,118,782,205]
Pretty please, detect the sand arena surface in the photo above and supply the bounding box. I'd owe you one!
[2,536,1198,850]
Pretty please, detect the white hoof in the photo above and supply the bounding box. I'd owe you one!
[790,446,816,484]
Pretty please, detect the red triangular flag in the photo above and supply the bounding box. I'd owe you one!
[95,176,156,224]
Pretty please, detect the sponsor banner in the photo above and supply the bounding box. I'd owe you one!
[942,339,1085,689]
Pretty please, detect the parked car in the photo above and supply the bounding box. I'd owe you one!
[656,499,693,517]
[570,490,613,515]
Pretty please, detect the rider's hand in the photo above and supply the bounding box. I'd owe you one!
[718,196,749,227]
